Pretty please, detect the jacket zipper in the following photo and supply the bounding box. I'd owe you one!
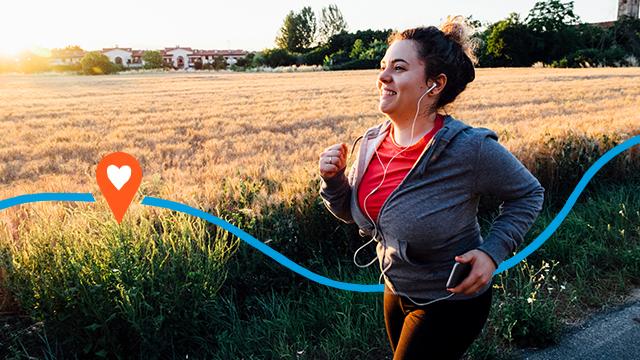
[374,127,446,227]
[372,126,445,283]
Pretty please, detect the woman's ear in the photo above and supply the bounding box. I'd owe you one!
[428,74,448,95]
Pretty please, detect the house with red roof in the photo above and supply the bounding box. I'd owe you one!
[98,45,248,69]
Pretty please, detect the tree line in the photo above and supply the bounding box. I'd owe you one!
[1,0,639,75]
[258,0,640,69]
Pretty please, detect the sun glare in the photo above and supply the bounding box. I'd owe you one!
[0,45,52,59]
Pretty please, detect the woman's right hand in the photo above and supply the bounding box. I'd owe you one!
[319,143,348,181]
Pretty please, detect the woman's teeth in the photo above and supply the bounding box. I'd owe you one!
[383,90,397,96]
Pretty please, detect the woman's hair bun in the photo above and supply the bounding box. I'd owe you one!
[439,15,478,65]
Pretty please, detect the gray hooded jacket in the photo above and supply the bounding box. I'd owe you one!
[319,115,545,300]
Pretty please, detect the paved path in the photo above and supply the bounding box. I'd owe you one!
[516,290,640,360]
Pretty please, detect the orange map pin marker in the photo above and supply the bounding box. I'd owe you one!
[96,152,142,224]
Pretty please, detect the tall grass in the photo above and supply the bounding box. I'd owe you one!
[0,207,238,358]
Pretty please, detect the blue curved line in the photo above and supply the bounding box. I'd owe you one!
[0,135,638,292]
[496,134,640,274]
[0,193,95,210]
[139,196,384,292]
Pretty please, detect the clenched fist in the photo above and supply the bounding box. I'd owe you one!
[319,143,348,181]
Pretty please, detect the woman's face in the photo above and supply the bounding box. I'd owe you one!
[376,39,431,118]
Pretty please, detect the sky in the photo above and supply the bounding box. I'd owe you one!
[0,0,619,56]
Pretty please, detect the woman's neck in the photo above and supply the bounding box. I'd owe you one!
[390,112,438,147]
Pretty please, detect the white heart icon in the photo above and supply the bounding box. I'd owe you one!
[107,165,131,190]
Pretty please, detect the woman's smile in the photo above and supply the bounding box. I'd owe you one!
[380,87,398,102]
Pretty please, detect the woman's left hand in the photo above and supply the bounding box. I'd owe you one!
[446,249,497,295]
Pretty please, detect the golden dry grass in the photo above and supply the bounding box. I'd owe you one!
[0,67,638,214]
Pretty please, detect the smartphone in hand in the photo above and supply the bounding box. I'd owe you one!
[446,262,472,289]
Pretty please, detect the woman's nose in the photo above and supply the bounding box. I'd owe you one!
[377,69,391,84]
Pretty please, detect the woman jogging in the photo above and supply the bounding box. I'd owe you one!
[318,16,545,359]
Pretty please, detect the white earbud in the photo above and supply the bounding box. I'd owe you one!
[424,82,438,95]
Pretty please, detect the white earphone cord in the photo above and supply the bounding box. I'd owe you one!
[353,82,455,306]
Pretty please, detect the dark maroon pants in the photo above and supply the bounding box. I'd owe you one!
[383,285,493,359]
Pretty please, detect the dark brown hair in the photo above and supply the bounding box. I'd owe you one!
[388,15,478,110]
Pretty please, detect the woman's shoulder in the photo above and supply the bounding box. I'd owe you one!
[445,115,499,143]
[444,115,499,147]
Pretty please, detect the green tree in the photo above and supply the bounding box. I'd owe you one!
[349,38,365,59]
[318,4,348,44]
[298,6,317,48]
[358,39,388,61]
[276,11,301,52]
[574,23,610,50]
[525,0,580,33]
[611,15,640,58]
[525,0,581,64]
[80,51,116,75]
[484,13,537,67]
[213,55,227,70]
[251,52,265,67]
[275,7,317,52]
[142,50,163,69]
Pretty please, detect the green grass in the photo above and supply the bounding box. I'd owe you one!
[1,173,639,359]
[0,209,239,358]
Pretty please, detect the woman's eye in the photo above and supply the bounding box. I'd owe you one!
[394,66,404,71]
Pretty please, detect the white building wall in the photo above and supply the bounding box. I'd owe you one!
[103,49,133,67]
[166,49,192,68]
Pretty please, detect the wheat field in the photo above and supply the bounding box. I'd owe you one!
[0,68,638,215]
[0,67,640,358]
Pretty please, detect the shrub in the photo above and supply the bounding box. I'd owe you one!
[235,53,255,68]
[565,48,603,67]
[302,45,330,65]
[142,50,163,69]
[323,49,349,67]
[213,55,227,70]
[261,48,297,67]
[329,58,379,70]
[80,52,117,75]
[602,46,628,66]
